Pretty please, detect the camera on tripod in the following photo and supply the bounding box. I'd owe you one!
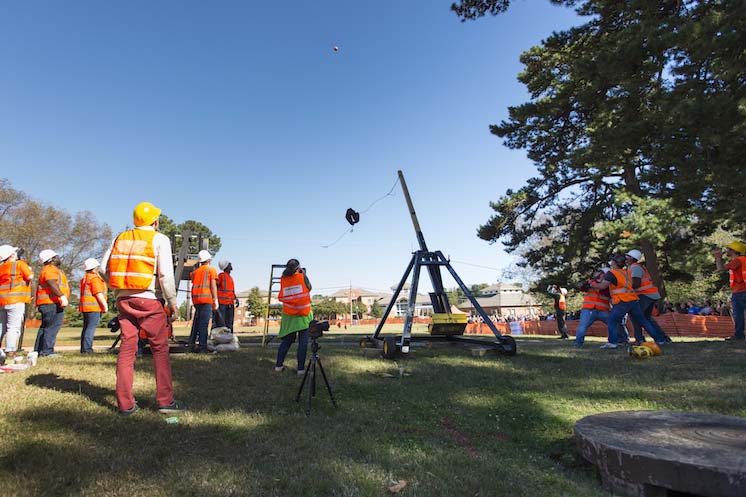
[308,319,330,339]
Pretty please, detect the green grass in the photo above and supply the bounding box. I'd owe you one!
[1,333,744,496]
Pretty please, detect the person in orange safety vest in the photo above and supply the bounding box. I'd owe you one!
[546,284,569,339]
[101,200,184,416]
[274,258,313,374]
[0,245,34,359]
[714,240,746,341]
[573,268,611,348]
[214,259,237,332]
[188,250,218,353]
[34,249,70,357]
[625,249,672,345]
[79,258,108,353]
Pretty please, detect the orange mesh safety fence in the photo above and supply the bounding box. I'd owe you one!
[464,313,734,338]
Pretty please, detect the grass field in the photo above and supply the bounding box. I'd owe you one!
[1,327,744,496]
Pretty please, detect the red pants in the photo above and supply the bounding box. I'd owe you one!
[115,297,174,410]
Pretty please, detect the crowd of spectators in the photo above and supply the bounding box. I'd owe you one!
[471,300,733,323]
[663,300,731,316]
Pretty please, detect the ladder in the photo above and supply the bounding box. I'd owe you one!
[261,264,286,347]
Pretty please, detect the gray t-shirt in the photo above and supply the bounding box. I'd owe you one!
[630,264,660,299]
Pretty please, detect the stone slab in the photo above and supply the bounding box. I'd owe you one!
[574,410,746,497]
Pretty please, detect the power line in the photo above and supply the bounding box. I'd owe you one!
[450,259,503,272]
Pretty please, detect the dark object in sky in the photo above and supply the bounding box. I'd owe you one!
[345,208,360,226]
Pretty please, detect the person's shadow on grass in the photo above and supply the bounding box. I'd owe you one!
[25,373,116,410]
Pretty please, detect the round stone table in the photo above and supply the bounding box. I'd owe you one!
[574,410,746,497]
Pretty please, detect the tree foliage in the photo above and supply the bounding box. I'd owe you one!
[370,301,383,319]
[245,287,268,321]
[312,298,348,320]
[0,178,112,280]
[453,0,746,296]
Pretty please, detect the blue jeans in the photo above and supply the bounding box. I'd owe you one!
[574,308,609,346]
[607,300,665,344]
[81,312,101,353]
[189,304,213,352]
[35,303,65,356]
[275,329,309,371]
[732,291,746,339]
[630,295,667,342]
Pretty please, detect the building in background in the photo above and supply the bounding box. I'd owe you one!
[456,282,540,319]
[327,286,434,318]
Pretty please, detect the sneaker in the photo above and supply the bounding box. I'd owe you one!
[573,343,583,349]
[599,343,618,349]
[274,366,286,372]
[558,335,569,340]
[42,353,63,358]
[119,402,139,417]
[297,369,306,376]
[158,400,187,414]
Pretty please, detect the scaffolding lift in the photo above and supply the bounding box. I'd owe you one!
[360,170,517,358]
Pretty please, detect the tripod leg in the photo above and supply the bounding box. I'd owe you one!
[295,356,313,403]
[315,357,337,408]
[109,333,121,353]
[305,355,317,416]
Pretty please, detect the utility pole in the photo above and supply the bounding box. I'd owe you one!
[349,282,353,327]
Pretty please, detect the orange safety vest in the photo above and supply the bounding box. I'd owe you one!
[79,272,107,312]
[36,265,70,306]
[582,288,610,311]
[217,272,235,305]
[609,268,638,305]
[0,260,33,305]
[557,295,566,311]
[278,272,311,316]
[729,256,746,291]
[191,265,216,305]
[629,263,659,296]
[108,229,157,289]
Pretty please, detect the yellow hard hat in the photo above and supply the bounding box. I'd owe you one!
[133,202,162,227]
[629,346,652,359]
[641,341,662,356]
[726,241,746,255]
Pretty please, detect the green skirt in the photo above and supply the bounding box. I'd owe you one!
[278,311,314,338]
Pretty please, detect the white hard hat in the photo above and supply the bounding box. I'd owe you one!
[218,259,230,271]
[39,249,58,263]
[83,258,100,271]
[0,245,18,261]
[198,250,212,263]
[559,288,568,296]
[626,249,643,261]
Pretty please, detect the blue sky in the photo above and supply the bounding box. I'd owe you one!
[1,1,581,295]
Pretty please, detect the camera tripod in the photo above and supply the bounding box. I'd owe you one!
[295,338,337,416]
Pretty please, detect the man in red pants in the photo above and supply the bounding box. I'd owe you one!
[101,201,186,416]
